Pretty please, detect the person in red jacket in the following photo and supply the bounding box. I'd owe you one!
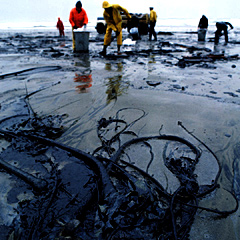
[69,1,88,52]
[56,17,65,37]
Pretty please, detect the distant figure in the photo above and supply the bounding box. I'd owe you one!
[149,7,157,41]
[56,17,65,37]
[100,1,131,56]
[197,15,208,41]
[128,15,141,40]
[198,15,208,29]
[215,21,233,45]
[69,1,88,52]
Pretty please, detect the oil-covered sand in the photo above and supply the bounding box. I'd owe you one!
[0,28,240,239]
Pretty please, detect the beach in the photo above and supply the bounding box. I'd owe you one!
[0,26,240,239]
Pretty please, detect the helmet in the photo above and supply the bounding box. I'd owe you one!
[102,1,111,8]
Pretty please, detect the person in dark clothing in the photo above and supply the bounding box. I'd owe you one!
[215,21,233,44]
[197,15,208,41]
[198,15,208,29]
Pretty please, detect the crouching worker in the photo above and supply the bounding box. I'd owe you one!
[69,1,88,52]
[215,21,233,45]
[100,1,131,56]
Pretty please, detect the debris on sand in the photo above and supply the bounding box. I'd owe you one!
[0,108,238,240]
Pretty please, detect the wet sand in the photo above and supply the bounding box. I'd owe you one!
[0,27,240,239]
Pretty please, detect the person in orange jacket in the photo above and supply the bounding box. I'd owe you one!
[69,1,88,52]
[56,17,65,37]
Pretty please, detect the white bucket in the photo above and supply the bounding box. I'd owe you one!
[74,29,90,52]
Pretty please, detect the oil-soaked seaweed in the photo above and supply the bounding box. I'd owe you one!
[0,106,238,240]
[0,66,62,80]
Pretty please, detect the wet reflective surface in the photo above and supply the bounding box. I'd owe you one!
[0,28,240,239]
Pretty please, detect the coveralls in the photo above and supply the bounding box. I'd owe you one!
[69,7,88,50]
[215,22,233,44]
[56,18,65,37]
[149,9,157,41]
[103,4,131,46]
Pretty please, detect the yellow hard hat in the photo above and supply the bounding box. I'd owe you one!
[102,1,112,8]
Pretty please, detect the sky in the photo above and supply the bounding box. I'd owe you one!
[0,0,239,26]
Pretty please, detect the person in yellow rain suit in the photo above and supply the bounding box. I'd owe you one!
[149,7,157,41]
[100,1,131,56]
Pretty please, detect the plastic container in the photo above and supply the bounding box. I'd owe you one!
[198,29,207,41]
[74,29,90,52]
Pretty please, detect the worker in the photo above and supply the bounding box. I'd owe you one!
[198,15,208,29]
[99,1,131,56]
[149,7,157,41]
[69,1,88,52]
[197,15,208,41]
[215,21,233,45]
[56,17,65,37]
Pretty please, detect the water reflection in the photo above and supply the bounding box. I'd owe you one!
[146,54,163,87]
[74,53,90,68]
[117,62,123,72]
[105,63,129,104]
[148,54,156,73]
[105,63,112,71]
[74,72,92,93]
[104,62,123,72]
[213,44,226,55]
[148,54,156,64]
[148,41,156,51]
[105,75,128,103]
[73,53,92,93]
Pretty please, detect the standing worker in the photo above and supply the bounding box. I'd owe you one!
[197,15,208,41]
[100,1,131,56]
[215,21,233,45]
[69,1,88,52]
[149,7,157,41]
[198,15,208,29]
[56,17,65,37]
